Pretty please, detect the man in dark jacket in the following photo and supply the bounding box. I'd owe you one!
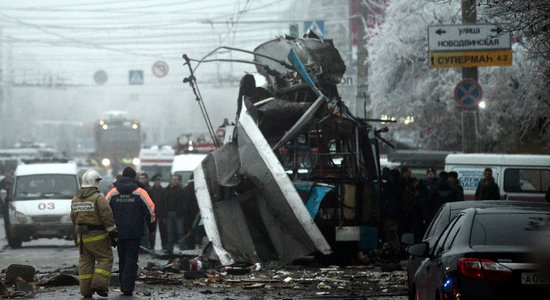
[163,174,187,255]
[106,167,155,297]
[475,168,501,200]
[182,175,200,249]
[380,168,403,260]
[418,168,439,225]
[430,171,459,208]
[137,173,153,250]
[448,171,465,202]
[149,174,165,251]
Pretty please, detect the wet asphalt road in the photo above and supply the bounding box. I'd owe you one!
[0,218,407,299]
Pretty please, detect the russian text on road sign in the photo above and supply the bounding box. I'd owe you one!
[428,24,511,51]
[304,20,324,37]
[152,61,169,78]
[429,49,512,68]
[129,70,144,85]
[454,79,482,109]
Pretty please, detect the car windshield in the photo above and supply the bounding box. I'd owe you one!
[142,166,172,182]
[14,174,77,200]
[174,171,193,185]
[470,211,550,246]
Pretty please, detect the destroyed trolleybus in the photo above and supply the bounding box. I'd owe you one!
[188,35,385,264]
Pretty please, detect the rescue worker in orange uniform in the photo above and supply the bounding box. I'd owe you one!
[106,167,155,297]
[71,169,117,298]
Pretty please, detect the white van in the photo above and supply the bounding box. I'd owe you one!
[2,159,79,248]
[136,145,175,186]
[171,153,207,184]
[445,153,550,201]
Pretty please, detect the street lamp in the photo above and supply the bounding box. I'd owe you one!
[478,100,487,109]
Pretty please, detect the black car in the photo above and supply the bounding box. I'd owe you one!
[407,207,550,300]
[405,200,550,300]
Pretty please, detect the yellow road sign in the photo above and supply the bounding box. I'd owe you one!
[429,50,512,68]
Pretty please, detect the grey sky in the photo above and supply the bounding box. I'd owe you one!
[1,0,293,84]
[0,0,355,149]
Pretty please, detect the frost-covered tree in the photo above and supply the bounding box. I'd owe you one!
[480,0,550,71]
[367,0,548,152]
[479,0,550,149]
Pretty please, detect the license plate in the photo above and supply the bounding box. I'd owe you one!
[35,229,59,236]
[521,272,550,285]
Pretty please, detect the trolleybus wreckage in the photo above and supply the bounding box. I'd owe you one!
[182,34,393,265]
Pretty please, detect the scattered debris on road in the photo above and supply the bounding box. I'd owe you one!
[0,254,407,298]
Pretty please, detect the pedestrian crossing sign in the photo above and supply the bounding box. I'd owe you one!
[304,20,324,37]
[129,70,144,85]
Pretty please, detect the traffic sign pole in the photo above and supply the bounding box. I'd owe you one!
[462,0,479,153]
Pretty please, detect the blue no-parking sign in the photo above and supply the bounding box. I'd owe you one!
[454,79,482,109]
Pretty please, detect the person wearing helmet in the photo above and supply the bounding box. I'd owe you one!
[71,169,117,298]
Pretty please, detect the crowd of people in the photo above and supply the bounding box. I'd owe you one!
[70,167,201,298]
[378,166,504,259]
[102,170,202,256]
[138,172,202,255]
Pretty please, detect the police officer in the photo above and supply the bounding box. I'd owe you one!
[106,167,155,297]
[71,169,117,298]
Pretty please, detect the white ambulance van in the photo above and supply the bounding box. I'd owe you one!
[171,153,207,185]
[445,153,550,201]
[136,145,175,186]
[2,159,79,248]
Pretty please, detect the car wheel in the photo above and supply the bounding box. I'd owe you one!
[8,236,22,249]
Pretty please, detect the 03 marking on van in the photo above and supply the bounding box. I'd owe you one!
[38,202,55,210]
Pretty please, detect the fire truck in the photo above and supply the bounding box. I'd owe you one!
[174,133,216,155]
[93,111,141,175]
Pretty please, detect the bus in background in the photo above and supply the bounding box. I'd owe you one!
[136,145,175,186]
[174,133,216,155]
[93,111,141,176]
[385,149,454,178]
[445,153,550,201]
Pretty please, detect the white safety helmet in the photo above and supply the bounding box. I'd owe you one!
[81,169,102,188]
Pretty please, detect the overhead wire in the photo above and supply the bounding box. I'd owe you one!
[3,0,294,83]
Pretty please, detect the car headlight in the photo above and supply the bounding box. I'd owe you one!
[132,157,141,166]
[14,211,29,224]
[101,158,111,167]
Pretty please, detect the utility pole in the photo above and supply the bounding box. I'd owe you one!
[461,0,479,153]
[0,26,5,147]
[355,0,369,118]
[3,38,14,147]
